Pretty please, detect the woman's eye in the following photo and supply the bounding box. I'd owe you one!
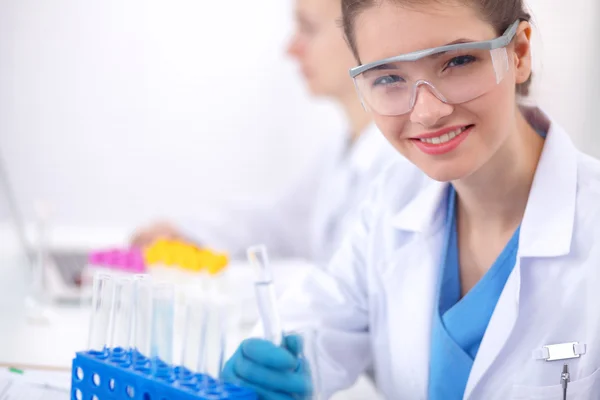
[373,75,404,87]
[446,55,476,68]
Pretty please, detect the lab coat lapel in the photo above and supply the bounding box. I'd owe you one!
[463,111,578,399]
[462,257,521,398]
[384,181,448,397]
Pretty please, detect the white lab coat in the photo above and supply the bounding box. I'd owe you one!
[181,123,412,265]
[278,108,600,399]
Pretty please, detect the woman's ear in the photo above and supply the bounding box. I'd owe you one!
[513,21,533,85]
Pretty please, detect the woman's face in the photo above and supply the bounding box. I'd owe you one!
[353,2,532,182]
[287,0,357,99]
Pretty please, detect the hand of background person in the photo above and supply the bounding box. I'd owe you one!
[130,220,184,248]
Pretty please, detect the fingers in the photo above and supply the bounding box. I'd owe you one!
[233,354,308,394]
[130,221,181,248]
[222,339,311,397]
[284,334,303,358]
[241,339,298,370]
[130,230,151,248]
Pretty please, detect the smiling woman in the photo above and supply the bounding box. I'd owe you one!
[217,0,600,399]
[345,1,539,183]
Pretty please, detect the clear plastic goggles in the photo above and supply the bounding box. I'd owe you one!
[350,20,520,116]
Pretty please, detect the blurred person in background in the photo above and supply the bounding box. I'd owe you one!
[131,0,420,266]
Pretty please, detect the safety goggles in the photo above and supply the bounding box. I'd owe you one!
[349,20,520,116]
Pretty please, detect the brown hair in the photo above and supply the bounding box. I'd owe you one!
[341,0,533,95]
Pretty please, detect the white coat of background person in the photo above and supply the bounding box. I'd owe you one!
[220,0,600,399]
[130,0,417,265]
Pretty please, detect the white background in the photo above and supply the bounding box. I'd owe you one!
[0,0,598,244]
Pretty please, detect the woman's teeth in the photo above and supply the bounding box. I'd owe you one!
[419,126,468,144]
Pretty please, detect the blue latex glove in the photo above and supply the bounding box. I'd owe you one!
[222,334,313,400]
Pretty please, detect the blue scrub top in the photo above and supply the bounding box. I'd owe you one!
[428,185,521,399]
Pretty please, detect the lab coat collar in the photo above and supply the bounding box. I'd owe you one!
[390,179,448,234]
[389,107,578,259]
[517,107,577,258]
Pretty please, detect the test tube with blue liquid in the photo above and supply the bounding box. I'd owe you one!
[150,281,176,378]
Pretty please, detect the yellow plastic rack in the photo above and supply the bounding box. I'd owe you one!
[143,239,228,275]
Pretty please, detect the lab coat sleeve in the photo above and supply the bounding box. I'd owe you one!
[175,152,329,261]
[276,182,379,398]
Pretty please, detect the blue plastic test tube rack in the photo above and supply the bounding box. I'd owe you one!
[71,348,257,400]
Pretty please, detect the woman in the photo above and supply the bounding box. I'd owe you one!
[130,0,414,266]
[222,0,600,399]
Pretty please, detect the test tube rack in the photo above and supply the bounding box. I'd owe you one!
[71,348,257,400]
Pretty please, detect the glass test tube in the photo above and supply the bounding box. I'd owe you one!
[180,295,208,373]
[109,276,135,351]
[87,273,116,354]
[200,297,226,378]
[132,274,153,363]
[247,244,282,346]
[151,281,175,369]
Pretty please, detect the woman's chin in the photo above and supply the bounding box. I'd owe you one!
[420,164,472,183]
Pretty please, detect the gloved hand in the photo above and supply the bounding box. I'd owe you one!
[222,334,313,400]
